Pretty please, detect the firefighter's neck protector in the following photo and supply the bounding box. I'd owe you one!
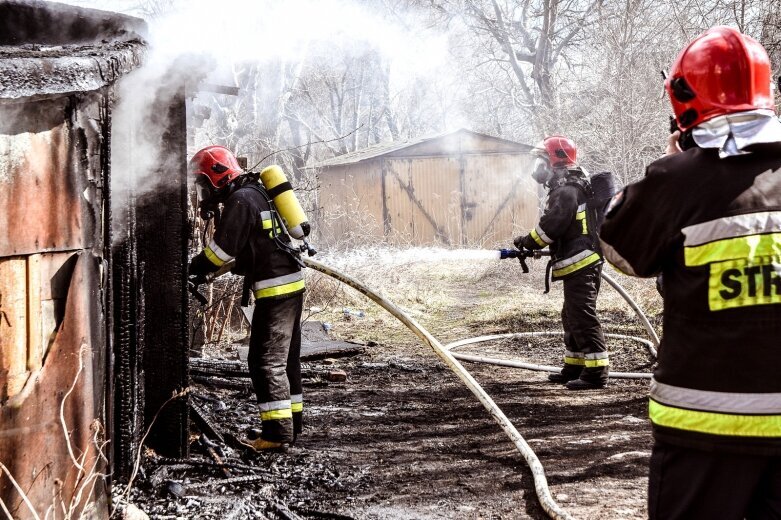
[691,109,781,158]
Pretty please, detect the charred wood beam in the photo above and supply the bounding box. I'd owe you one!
[189,401,225,444]
[138,86,189,457]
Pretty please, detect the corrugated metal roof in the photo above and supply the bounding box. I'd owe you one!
[307,128,533,168]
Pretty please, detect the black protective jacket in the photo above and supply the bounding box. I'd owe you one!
[600,144,781,455]
[521,168,603,280]
[191,180,304,300]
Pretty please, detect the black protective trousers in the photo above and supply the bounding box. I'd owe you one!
[649,440,781,519]
[560,264,608,382]
[247,293,304,443]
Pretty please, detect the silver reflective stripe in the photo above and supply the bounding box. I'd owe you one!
[651,379,781,414]
[534,225,553,244]
[577,203,587,212]
[564,350,584,358]
[600,239,640,277]
[252,271,304,290]
[290,394,303,404]
[260,210,273,220]
[552,249,596,270]
[682,211,781,246]
[584,352,608,360]
[207,239,234,262]
[259,399,291,412]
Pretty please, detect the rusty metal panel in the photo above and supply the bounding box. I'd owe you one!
[384,157,461,245]
[0,257,27,399]
[0,98,91,257]
[0,252,107,519]
[462,154,538,246]
[317,161,385,244]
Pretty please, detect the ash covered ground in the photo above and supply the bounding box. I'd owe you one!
[125,255,659,519]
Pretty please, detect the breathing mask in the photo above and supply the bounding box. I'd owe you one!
[531,157,554,185]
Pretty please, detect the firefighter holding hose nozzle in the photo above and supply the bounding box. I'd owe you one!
[514,136,610,391]
[600,27,781,518]
[188,145,309,452]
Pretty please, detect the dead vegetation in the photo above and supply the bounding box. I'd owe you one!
[144,247,662,519]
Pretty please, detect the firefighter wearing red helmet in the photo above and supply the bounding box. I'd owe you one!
[600,26,781,518]
[189,145,306,451]
[515,135,609,390]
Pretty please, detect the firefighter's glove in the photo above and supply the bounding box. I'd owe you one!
[188,253,213,286]
[513,235,536,252]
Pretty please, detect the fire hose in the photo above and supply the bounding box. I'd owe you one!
[302,257,576,520]
[191,254,658,519]
[301,256,659,520]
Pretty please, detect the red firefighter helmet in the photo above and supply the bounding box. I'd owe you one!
[665,26,774,132]
[539,135,577,167]
[189,145,243,189]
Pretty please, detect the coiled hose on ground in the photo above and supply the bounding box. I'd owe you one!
[303,257,659,520]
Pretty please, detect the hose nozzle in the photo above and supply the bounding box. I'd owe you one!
[499,248,520,260]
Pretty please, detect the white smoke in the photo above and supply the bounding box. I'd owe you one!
[56,0,465,240]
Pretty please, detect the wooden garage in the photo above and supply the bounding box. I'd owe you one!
[313,129,539,247]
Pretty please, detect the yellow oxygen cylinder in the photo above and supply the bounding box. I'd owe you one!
[259,165,310,239]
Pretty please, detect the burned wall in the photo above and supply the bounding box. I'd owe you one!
[0,2,191,514]
[0,91,111,519]
[0,0,147,46]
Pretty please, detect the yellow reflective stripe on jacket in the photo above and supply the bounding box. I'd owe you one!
[204,247,225,267]
[261,409,293,421]
[552,252,601,278]
[684,232,781,266]
[203,239,234,267]
[651,380,781,414]
[253,272,305,299]
[649,399,781,438]
[291,402,303,413]
[253,279,305,299]
[530,228,548,247]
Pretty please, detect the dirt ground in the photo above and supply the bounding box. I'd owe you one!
[128,251,661,520]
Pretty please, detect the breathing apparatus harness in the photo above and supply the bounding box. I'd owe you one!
[192,172,316,307]
[506,168,616,293]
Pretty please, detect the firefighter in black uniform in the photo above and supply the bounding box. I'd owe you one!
[600,26,781,519]
[188,146,305,451]
[515,136,609,390]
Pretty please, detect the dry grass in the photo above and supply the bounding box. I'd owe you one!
[303,246,663,355]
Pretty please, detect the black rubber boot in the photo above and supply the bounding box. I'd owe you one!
[565,378,607,390]
[548,365,583,384]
